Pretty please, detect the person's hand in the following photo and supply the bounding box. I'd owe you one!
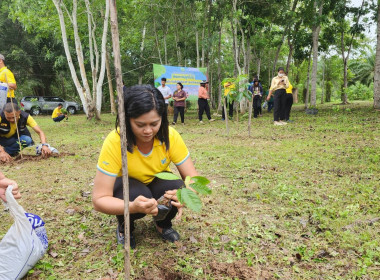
[0,178,21,202]
[0,150,12,163]
[132,195,158,215]
[164,189,184,220]
[266,96,270,101]
[41,145,52,158]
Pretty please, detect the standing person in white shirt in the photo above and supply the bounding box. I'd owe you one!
[157,78,172,110]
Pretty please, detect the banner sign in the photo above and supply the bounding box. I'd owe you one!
[153,64,207,100]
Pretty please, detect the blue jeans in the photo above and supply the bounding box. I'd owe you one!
[0,135,33,155]
[53,115,65,122]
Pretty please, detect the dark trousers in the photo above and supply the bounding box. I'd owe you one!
[198,98,211,121]
[253,95,261,118]
[173,106,185,123]
[6,97,18,104]
[53,115,65,122]
[222,98,234,119]
[273,89,287,121]
[268,102,274,112]
[0,135,33,155]
[284,94,293,121]
[113,176,183,233]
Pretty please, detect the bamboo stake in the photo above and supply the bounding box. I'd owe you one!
[109,0,130,279]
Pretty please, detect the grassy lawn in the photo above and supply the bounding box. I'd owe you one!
[0,101,379,279]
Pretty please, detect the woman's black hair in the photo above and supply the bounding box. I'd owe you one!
[277,67,285,72]
[177,82,183,89]
[115,84,169,153]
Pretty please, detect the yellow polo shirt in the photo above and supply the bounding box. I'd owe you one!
[0,67,16,98]
[52,107,62,118]
[286,82,293,94]
[0,115,37,138]
[97,126,190,184]
[224,82,235,96]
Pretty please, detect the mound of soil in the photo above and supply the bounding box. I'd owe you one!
[1,152,75,165]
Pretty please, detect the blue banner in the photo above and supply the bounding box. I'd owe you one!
[153,64,207,100]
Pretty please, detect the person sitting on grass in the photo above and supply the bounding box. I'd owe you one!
[52,103,67,122]
[0,170,21,202]
[0,103,52,162]
[93,84,199,249]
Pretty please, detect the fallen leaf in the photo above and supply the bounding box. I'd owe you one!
[189,235,198,243]
[49,250,58,258]
[81,191,91,197]
[221,235,230,243]
[78,232,85,240]
[65,208,76,215]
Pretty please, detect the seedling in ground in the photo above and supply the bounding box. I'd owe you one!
[154,172,212,212]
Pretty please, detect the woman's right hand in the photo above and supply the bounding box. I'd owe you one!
[131,195,158,215]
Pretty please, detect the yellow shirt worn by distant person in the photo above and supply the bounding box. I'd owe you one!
[286,81,293,94]
[52,107,62,119]
[0,67,16,98]
[0,115,37,138]
[97,126,190,184]
[224,82,235,97]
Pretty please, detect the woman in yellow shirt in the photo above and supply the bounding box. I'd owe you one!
[93,85,198,248]
[267,67,289,125]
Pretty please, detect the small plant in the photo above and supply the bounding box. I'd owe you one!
[61,108,68,115]
[154,172,211,212]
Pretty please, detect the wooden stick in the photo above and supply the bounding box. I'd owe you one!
[109,1,130,279]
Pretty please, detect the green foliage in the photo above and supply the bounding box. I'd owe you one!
[221,74,251,104]
[347,81,373,100]
[154,172,211,212]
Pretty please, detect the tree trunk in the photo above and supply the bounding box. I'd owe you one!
[305,51,312,109]
[106,51,116,114]
[152,16,162,64]
[95,0,110,114]
[248,93,253,137]
[310,0,323,108]
[138,23,146,85]
[286,36,293,74]
[201,0,207,68]
[374,1,380,110]
[321,57,325,104]
[217,21,223,112]
[109,1,130,279]
[223,98,229,134]
[196,30,200,68]
[293,88,299,103]
[52,0,90,117]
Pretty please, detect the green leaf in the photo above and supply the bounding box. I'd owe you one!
[191,176,210,185]
[177,188,183,204]
[190,182,212,195]
[185,176,191,187]
[154,172,180,180]
[181,188,202,212]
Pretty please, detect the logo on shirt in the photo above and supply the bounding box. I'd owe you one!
[161,158,167,164]
[102,161,110,165]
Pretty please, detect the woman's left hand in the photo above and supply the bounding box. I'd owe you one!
[164,189,183,220]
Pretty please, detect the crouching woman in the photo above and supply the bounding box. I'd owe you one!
[93,85,198,248]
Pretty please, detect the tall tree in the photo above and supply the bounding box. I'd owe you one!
[310,0,324,108]
[374,0,380,110]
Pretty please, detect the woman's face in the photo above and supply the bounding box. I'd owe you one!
[278,70,285,76]
[176,84,181,91]
[130,110,162,144]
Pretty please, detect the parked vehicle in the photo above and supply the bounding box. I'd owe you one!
[20,96,81,115]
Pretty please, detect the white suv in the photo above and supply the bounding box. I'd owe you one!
[20,96,81,115]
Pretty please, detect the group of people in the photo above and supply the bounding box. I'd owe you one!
[156,77,215,125]
[223,68,294,125]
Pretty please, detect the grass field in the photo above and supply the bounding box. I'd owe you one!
[0,101,379,279]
